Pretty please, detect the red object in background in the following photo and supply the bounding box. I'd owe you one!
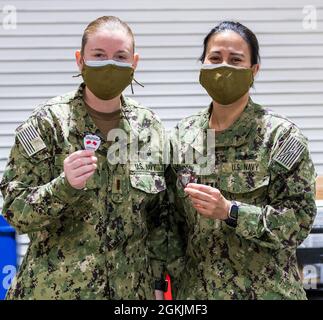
[164,274,173,300]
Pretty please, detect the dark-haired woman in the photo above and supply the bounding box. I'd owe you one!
[167,21,317,300]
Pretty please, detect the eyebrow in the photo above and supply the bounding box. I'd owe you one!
[209,51,221,55]
[114,50,129,54]
[90,48,129,54]
[230,53,245,58]
[208,51,245,58]
[91,48,105,52]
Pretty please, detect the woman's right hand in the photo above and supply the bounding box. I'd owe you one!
[64,150,98,189]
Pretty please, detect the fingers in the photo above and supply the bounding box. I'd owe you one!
[189,197,214,218]
[64,150,98,189]
[186,183,221,197]
[70,156,97,170]
[185,184,230,220]
[189,196,209,209]
[184,187,214,202]
[66,150,95,163]
[194,206,213,218]
[189,195,218,217]
[73,163,97,178]
[73,169,96,185]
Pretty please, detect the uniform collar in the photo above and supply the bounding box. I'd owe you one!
[186,98,258,153]
[69,83,139,145]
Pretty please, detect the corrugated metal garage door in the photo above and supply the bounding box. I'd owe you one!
[0,0,322,264]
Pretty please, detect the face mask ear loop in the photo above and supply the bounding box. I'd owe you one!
[73,57,86,78]
[130,78,144,95]
[133,78,144,88]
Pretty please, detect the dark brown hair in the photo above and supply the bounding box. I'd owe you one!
[200,21,260,66]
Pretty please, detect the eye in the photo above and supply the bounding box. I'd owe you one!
[94,53,105,59]
[115,55,127,61]
[209,56,221,63]
[232,58,242,64]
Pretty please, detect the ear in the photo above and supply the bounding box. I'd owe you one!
[132,53,139,70]
[75,50,83,72]
[251,64,260,78]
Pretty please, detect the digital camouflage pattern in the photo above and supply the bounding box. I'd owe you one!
[0,83,168,300]
[167,98,317,300]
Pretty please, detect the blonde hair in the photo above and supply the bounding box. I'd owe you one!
[81,16,135,55]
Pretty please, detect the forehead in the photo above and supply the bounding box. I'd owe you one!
[206,30,250,54]
[85,29,133,52]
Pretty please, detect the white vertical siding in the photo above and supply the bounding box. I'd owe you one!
[0,0,322,263]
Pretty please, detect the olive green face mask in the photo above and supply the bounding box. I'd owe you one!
[199,64,254,105]
[81,60,134,100]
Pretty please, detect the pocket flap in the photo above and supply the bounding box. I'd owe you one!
[130,173,166,194]
[219,174,270,194]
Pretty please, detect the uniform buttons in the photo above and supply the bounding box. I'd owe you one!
[236,249,244,259]
[113,194,122,202]
[242,230,249,237]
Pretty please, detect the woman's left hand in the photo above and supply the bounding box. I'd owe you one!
[184,183,231,220]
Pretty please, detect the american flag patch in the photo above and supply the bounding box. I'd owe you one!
[16,123,46,157]
[273,136,306,170]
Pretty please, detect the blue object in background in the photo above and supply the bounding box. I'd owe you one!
[0,215,17,300]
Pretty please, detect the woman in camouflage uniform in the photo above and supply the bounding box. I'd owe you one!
[167,21,317,300]
[0,16,168,300]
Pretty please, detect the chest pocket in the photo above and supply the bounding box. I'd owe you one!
[218,172,270,205]
[130,173,166,194]
[110,161,166,208]
[130,173,166,227]
[129,161,166,194]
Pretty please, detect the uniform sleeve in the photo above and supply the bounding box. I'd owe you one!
[233,126,317,250]
[164,129,189,297]
[165,164,188,297]
[146,183,169,286]
[144,128,170,288]
[0,116,85,234]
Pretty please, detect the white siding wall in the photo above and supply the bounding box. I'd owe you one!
[0,0,322,264]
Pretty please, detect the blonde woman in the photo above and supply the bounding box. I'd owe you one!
[1,16,168,300]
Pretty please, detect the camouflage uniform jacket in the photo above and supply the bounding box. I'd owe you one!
[167,99,317,300]
[0,83,168,300]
